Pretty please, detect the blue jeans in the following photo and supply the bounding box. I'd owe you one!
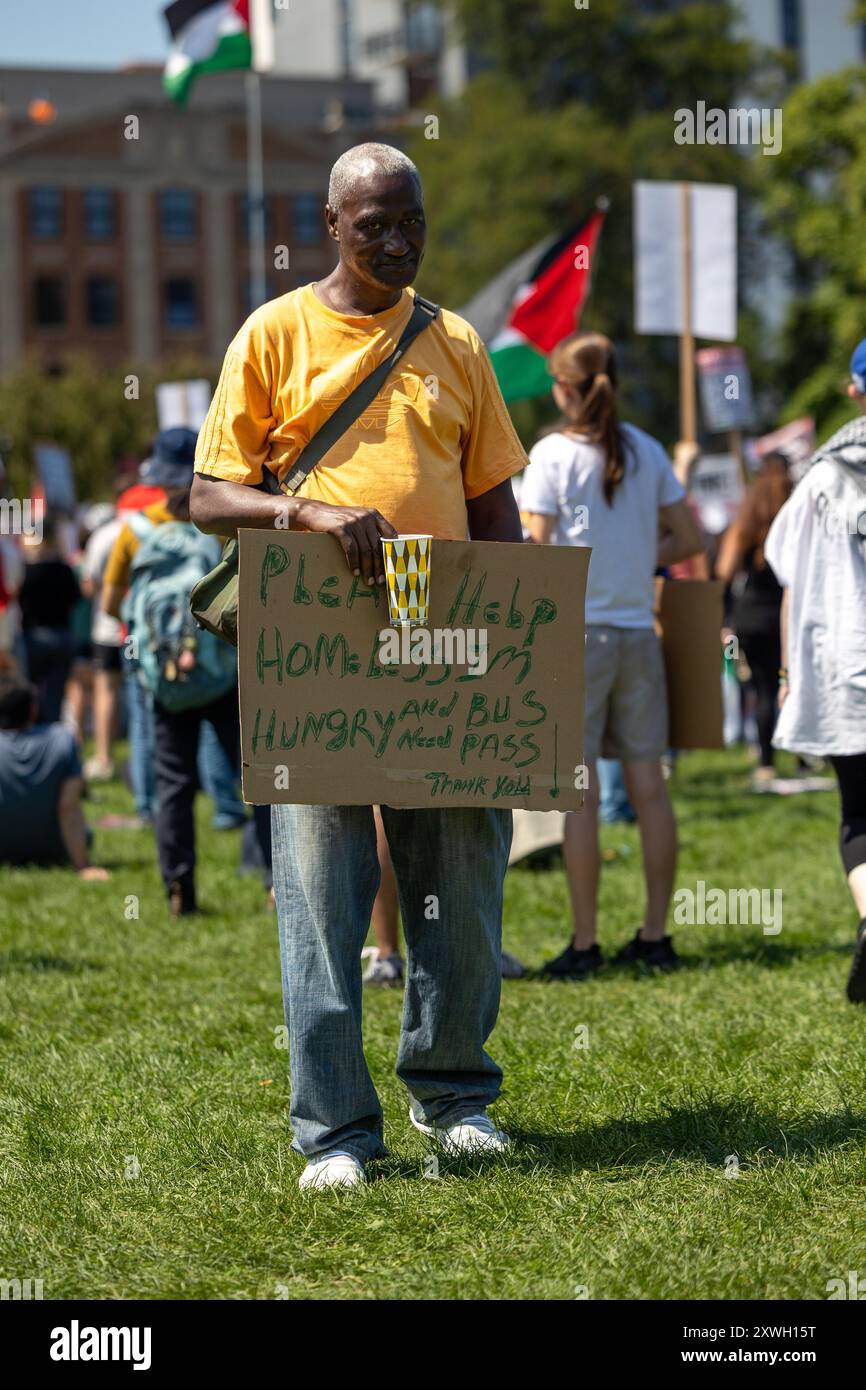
[598,758,636,824]
[124,664,155,820]
[270,803,512,1163]
[198,718,246,826]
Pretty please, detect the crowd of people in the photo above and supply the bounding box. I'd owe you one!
[1,142,864,1191]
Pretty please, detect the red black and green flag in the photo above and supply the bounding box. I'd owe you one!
[162,0,252,104]
[459,209,606,403]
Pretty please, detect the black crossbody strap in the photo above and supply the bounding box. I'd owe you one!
[277,293,439,496]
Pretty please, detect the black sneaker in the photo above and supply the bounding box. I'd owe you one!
[846,919,866,1004]
[540,942,604,980]
[613,932,679,971]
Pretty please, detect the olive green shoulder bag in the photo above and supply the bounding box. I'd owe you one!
[190,293,439,646]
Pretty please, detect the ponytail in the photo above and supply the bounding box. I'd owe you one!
[548,333,627,506]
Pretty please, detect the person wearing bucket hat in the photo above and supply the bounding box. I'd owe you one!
[138,427,199,489]
[190,142,529,1191]
[101,429,250,915]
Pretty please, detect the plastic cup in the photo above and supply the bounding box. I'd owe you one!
[381,534,432,626]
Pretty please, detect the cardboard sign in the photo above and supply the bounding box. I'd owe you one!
[696,346,754,432]
[654,578,724,750]
[156,379,212,432]
[688,452,746,535]
[238,532,588,810]
[634,181,737,342]
[33,441,76,515]
[751,416,815,483]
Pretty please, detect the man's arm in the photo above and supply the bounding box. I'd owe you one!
[190,473,398,587]
[466,478,523,542]
[57,776,109,880]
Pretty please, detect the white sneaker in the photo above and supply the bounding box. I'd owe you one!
[361,947,404,986]
[409,1108,511,1155]
[84,756,114,782]
[298,1152,366,1191]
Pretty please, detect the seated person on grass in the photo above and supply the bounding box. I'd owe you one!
[0,671,108,879]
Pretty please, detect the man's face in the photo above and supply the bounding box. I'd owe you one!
[326,172,426,293]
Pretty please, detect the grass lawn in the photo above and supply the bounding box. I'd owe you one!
[2,746,864,1301]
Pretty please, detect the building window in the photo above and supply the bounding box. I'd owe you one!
[159,189,196,241]
[405,4,442,55]
[165,277,199,329]
[86,276,119,327]
[292,193,321,246]
[242,273,278,316]
[83,188,116,241]
[239,194,272,243]
[30,187,63,240]
[780,0,800,51]
[32,275,66,326]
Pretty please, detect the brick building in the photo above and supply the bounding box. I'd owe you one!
[0,66,376,372]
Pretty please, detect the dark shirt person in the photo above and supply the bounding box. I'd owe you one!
[0,671,108,878]
[19,519,81,723]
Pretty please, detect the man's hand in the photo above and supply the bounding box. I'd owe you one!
[296,500,397,586]
[78,866,111,881]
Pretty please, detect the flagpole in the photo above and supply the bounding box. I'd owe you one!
[581,195,609,322]
[245,69,267,309]
[679,181,697,445]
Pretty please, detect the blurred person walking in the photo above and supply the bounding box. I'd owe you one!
[0,532,25,675]
[765,341,866,1003]
[716,452,793,788]
[0,670,108,878]
[102,429,239,914]
[19,517,80,723]
[522,332,703,978]
[78,505,125,781]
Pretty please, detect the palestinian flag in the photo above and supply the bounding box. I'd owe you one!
[459,209,606,403]
[163,0,252,104]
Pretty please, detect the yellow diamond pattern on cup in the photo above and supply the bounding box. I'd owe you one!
[382,536,431,624]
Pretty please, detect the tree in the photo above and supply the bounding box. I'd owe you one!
[761,62,866,437]
[409,0,783,446]
[0,356,215,504]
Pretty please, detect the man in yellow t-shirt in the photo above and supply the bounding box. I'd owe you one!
[191,142,528,1192]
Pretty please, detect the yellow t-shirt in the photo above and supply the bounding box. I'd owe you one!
[195,284,528,540]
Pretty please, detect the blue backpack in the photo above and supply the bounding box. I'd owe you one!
[122,516,237,712]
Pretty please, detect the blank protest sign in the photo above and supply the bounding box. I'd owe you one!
[634,181,737,341]
[237,533,588,811]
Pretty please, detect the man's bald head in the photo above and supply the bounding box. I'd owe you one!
[328,143,422,214]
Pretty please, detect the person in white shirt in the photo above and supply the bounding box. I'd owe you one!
[765,338,866,1003]
[521,332,702,977]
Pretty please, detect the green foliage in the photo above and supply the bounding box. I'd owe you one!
[0,356,216,504]
[761,65,866,433]
[411,2,781,446]
[2,747,864,1298]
